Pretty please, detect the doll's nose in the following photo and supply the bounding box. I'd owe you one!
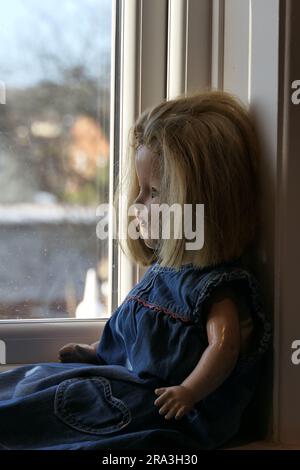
[133,202,146,218]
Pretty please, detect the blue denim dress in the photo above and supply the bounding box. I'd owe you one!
[0,257,272,450]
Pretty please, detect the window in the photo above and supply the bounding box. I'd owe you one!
[0,0,169,365]
[0,0,112,320]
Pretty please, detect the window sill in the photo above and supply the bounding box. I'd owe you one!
[0,364,32,372]
[223,440,299,450]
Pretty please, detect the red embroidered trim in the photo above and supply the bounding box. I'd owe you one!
[125,295,192,323]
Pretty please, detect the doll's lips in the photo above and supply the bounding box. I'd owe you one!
[137,217,147,227]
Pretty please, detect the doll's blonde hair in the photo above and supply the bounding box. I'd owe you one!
[114,89,261,270]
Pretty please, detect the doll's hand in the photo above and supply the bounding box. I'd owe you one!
[154,385,196,420]
[58,342,99,364]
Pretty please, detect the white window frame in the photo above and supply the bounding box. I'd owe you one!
[218,0,300,449]
[273,0,300,448]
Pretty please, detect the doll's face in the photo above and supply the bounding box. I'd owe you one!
[133,145,162,250]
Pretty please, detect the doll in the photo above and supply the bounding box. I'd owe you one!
[58,90,271,443]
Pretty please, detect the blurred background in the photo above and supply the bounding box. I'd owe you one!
[0,0,111,319]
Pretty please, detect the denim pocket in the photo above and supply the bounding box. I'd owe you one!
[54,376,132,435]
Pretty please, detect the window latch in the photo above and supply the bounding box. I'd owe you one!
[0,340,6,365]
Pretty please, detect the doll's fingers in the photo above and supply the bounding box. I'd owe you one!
[164,411,174,420]
[158,399,174,415]
[164,405,180,420]
[175,406,186,420]
[154,392,169,406]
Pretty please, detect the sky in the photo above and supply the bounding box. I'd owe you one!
[0,0,112,87]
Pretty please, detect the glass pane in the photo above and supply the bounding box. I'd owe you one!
[0,0,112,319]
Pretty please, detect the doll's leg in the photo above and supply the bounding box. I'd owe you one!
[58,341,100,364]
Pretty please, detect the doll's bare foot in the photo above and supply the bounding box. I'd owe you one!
[58,342,99,364]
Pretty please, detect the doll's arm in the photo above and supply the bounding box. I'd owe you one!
[181,296,241,400]
[154,296,241,419]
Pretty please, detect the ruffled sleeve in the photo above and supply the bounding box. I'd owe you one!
[193,267,272,364]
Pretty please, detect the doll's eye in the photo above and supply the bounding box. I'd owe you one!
[151,187,159,198]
